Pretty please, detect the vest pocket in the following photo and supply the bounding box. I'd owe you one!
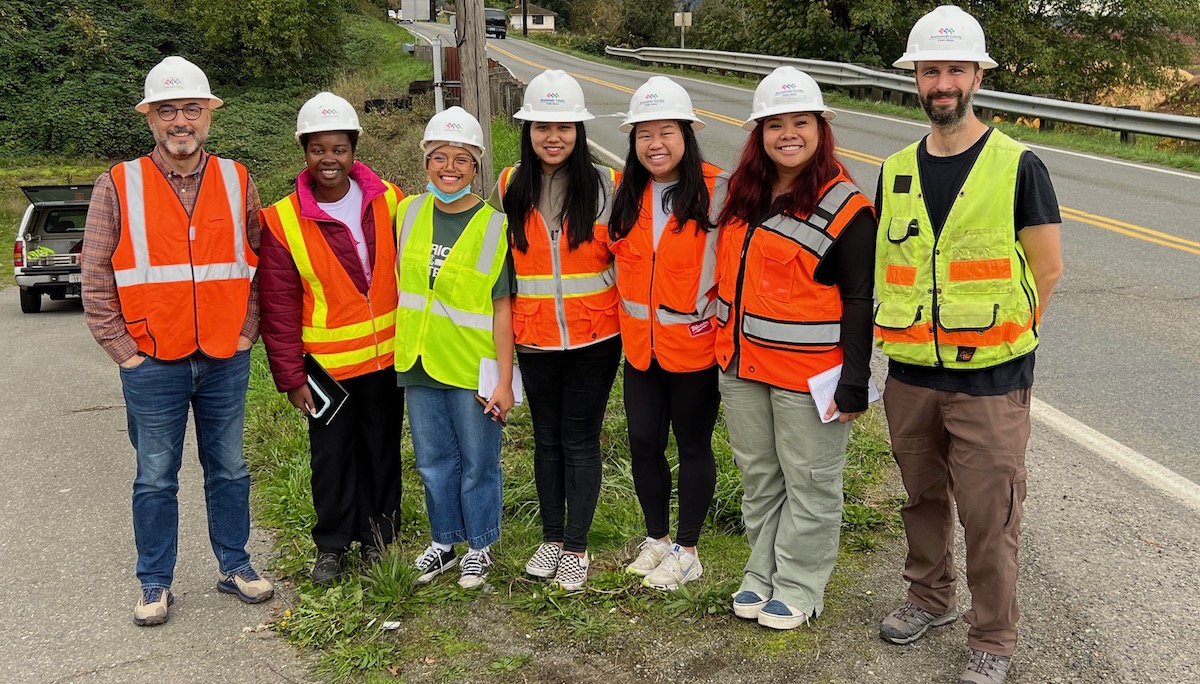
[757,237,803,303]
[873,301,924,330]
[610,238,644,302]
[512,296,540,344]
[886,216,919,243]
[945,231,1013,295]
[658,261,701,313]
[937,301,999,333]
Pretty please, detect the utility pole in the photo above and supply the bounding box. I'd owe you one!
[456,0,494,193]
[522,0,528,37]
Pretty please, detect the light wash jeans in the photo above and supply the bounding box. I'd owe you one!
[720,370,850,616]
[406,385,503,549]
[120,350,254,591]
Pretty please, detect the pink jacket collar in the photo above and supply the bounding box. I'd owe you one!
[295,160,389,223]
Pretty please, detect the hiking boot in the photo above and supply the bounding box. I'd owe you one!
[879,601,958,645]
[732,590,770,620]
[133,587,174,626]
[217,566,274,604]
[525,542,562,579]
[552,552,589,591]
[362,546,383,568]
[757,599,810,631]
[458,548,493,589]
[625,537,672,576]
[310,552,344,586]
[643,545,703,590]
[959,649,1012,684]
[414,545,458,583]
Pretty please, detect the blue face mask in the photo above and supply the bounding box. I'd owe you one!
[426,180,472,204]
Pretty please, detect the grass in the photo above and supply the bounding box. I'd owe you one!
[517,32,1200,173]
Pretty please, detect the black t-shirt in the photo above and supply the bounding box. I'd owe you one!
[874,128,1061,395]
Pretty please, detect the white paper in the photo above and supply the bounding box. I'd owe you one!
[808,364,881,424]
[478,358,524,406]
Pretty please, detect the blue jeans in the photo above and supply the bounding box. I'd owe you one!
[406,385,502,549]
[120,350,253,590]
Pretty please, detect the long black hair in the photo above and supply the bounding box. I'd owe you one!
[503,121,603,253]
[608,120,712,241]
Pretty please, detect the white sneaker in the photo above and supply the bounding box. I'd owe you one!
[552,552,589,591]
[458,548,493,589]
[625,537,672,576]
[525,543,562,578]
[644,544,703,590]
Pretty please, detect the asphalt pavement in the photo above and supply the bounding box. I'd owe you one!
[0,291,314,683]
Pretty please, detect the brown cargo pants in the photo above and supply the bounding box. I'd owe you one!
[883,376,1031,656]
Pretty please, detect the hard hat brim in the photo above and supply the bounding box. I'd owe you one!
[421,140,485,162]
[893,52,998,70]
[136,93,224,114]
[742,106,836,131]
[512,110,595,123]
[294,124,365,140]
[618,113,706,134]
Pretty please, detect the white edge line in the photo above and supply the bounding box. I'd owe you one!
[1032,397,1200,516]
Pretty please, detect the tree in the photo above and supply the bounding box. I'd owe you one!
[619,0,674,48]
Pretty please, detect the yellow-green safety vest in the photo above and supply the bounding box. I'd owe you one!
[874,129,1040,369]
[394,193,509,389]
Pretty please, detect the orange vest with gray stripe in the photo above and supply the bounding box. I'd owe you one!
[260,183,403,380]
[110,155,255,361]
[611,162,727,373]
[874,129,1040,369]
[715,169,872,391]
[498,164,620,350]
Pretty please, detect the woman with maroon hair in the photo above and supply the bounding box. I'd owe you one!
[714,67,876,630]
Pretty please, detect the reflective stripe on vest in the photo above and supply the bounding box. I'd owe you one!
[715,169,871,391]
[874,129,1039,369]
[394,194,508,388]
[263,183,402,378]
[113,157,254,287]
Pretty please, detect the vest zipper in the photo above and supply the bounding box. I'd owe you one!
[648,250,658,357]
[731,222,758,375]
[930,229,944,367]
[549,224,569,349]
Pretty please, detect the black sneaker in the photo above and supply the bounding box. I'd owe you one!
[311,552,344,586]
[414,544,458,583]
[362,545,383,568]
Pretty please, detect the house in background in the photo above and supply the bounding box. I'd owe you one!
[509,2,557,32]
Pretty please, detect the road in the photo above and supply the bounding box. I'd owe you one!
[0,293,315,683]
[407,24,1200,681]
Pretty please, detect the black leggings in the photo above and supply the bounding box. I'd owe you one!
[623,359,719,548]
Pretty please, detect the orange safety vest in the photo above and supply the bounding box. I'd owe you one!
[110,155,255,361]
[715,170,872,391]
[260,183,403,380]
[610,162,728,373]
[498,164,621,350]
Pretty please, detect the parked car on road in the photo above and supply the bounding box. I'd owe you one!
[12,185,91,313]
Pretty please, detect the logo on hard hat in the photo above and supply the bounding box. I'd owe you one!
[162,77,183,88]
[445,122,463,131]
[539,91,566,106]
[774,83,804,101]
[320,107,338,117]
[644,93,661,101]
[930,27,961,43]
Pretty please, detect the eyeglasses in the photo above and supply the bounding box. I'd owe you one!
[428,153,476,171]
[155,104,207,122]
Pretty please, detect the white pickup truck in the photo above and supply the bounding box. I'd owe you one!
[12,185,92,313]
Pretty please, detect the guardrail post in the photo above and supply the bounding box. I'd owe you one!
[1119,105,1140,145]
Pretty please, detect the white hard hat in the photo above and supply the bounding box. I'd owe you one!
[514,70,594,123]
[743,67,835,131]
[619,76,705,133]
[136,56,223,113]
[893,5,997,70]
[295,92,362,140]
[420,106,486,161]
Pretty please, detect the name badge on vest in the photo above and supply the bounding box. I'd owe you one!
[688,320,713,337]
[893,175,913,194]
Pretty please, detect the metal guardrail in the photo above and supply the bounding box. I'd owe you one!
[606,46,1200,143]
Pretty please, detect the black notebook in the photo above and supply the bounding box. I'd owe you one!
[304,353,349,426]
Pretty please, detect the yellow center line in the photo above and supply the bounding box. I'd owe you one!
[489,42,1197,257]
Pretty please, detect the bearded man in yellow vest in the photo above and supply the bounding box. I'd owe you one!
[82,56,272,627]
[872,7,1063,684]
